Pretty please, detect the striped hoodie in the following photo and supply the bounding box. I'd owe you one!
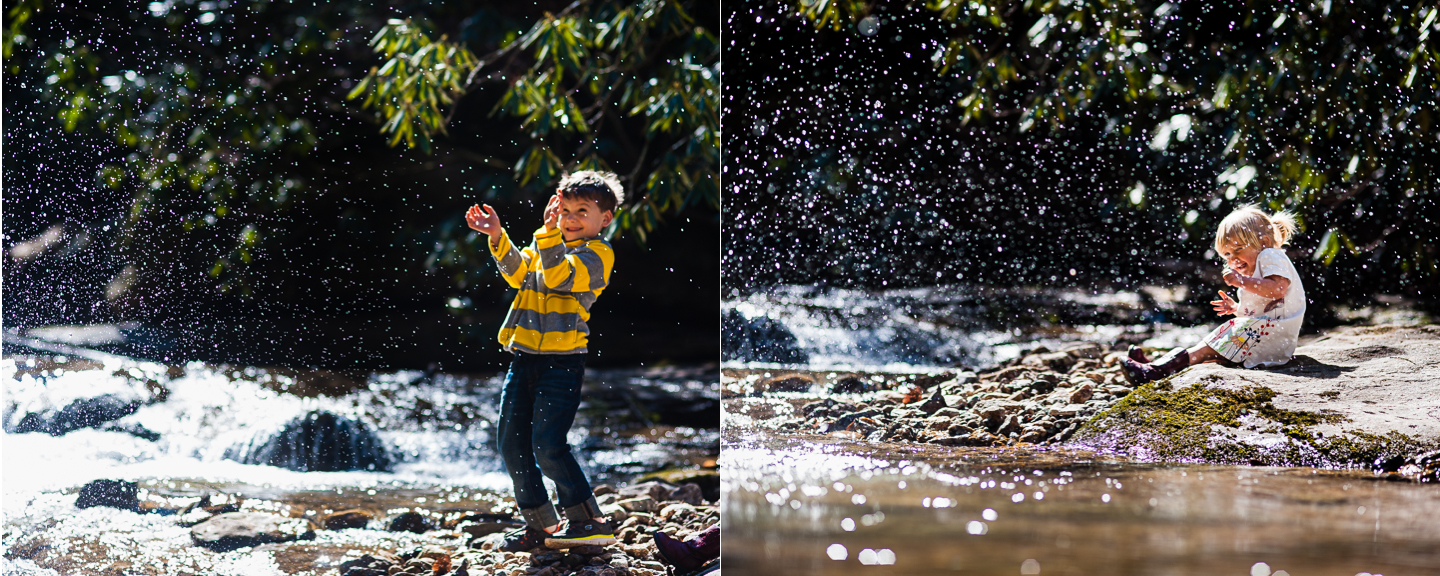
[488,226,614,354]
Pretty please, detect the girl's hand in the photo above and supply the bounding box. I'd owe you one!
[1222,267,1245,288]
[1210,290,1237,316]
[542,193,562,232]
[466,204,502,240]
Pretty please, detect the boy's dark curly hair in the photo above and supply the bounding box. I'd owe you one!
[558,171,624,213]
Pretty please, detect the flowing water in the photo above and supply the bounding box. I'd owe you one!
[1,337,719,575]
[721,285,1440,575]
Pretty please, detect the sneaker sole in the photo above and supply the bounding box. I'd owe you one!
[544,535,617,548]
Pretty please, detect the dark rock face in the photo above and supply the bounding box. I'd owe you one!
[190,512,316,551]
[226,410,392,472]
[11,394,142,436]
[75,479,138,510]
[721,308,808,364]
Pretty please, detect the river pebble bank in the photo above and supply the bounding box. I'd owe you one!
[724,341,1133,447]
[4,478,716,576]
[724,325,1440,478]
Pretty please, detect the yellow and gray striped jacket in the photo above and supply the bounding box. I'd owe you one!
[488,226,614,354]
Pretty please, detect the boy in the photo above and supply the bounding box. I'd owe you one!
[464,171,623,551]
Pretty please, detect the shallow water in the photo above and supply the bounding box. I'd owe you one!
[720,288,1440,575]
[721,434,1440,576]
[1,346,718,575]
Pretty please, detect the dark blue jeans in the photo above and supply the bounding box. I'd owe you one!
[497,351,597,529]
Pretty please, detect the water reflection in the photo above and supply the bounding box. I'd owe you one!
[722,434,1440,575]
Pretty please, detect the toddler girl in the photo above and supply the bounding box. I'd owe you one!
[1122,205,1305,383]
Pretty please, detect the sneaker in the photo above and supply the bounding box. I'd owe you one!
[500,526,550,552]
[544,519,616,548]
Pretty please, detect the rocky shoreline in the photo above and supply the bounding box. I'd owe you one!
[8,478,717,576]
[723,324,1440,480]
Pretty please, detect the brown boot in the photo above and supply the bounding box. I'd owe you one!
[1120,348,1190,384]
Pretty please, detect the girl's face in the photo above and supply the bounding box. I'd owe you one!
[1219,240,1263,276]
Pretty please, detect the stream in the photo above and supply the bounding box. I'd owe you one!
[1,335,719,576]
[721,285,1440,575]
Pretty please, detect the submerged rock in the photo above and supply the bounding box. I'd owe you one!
[225,410,392,472]
[190,512,316,551]
[1074,325,1440,469]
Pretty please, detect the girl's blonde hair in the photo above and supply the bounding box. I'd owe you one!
[1214,204,1298,253]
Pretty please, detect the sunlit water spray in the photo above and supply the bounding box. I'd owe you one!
[723,284,1201,371]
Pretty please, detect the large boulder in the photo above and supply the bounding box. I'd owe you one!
[225,410,392,472]
[190,512,316,551]
[1074,325,1440,473]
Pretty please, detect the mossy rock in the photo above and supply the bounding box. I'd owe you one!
[1071,325,1440,472]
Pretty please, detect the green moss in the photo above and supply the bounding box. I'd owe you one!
[1073,376,1415,467]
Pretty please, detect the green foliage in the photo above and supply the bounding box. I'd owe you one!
[6,1,717,307]
[348,20,481,152]
[789,0,1440,280]
[348,1,720,243]
[3,0,42,60]
[5,0,329,295]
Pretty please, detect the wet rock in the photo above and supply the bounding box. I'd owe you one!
[12,394,142,436]
[829,376,870,393]
[721,309,809,364]
[1068,383,1094,404]
[174,493,242,526]
[819,409,884,433]
[800,398,839,418]
[340,553,397,576]
[190,512,316,551]
[225,410,391,472]
[756,374,816,394]
[402,557,435,573]
[76,479,138,511]
[324,509,373,530]
[388,511,435,533]
[1399,450,1440,483]
[917,388,947,415]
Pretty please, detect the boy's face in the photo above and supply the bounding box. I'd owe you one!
[558,194,612,241]
[1219,240,1262,276]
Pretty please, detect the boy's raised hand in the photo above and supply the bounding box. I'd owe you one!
[466,204,502,240]
[1210,290,1237,316]
[542,193,562,232]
